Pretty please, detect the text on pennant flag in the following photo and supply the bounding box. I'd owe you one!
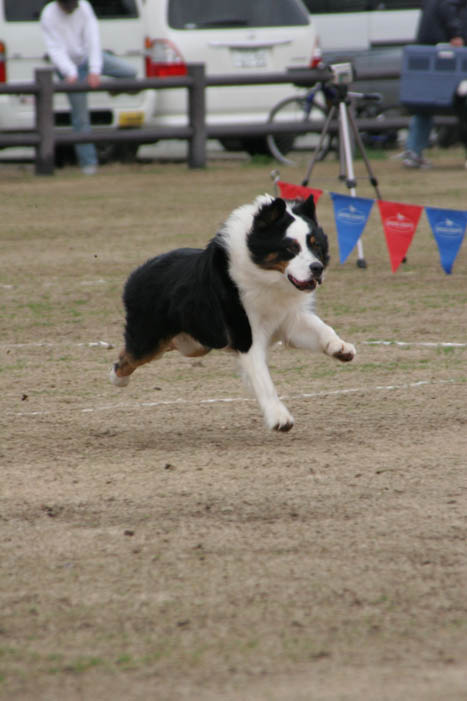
[377,200,423,273]
[277,181,324,204]
[330,192,374,264]
[424,206,467,274]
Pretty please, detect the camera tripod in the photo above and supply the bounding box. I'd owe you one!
[302,83,383,268]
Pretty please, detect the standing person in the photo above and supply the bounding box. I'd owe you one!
[40,0,137,175]
[402,0,466,169]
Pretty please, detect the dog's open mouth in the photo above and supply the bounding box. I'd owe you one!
[287,274,320,292]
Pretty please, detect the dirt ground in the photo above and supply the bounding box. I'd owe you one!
[1,147,466,700]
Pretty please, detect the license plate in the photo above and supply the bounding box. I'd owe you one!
[118,111,144,128]
[231,49,267,69]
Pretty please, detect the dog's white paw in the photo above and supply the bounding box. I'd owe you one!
[327,339,356,362]
[109,365,130,387]
[264,402,295,432]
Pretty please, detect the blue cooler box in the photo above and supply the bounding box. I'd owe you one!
[400,44,467,113]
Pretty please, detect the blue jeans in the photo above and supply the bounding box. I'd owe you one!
[65,51,136,168]
[406,113,433,157]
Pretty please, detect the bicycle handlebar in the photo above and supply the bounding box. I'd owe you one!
[348,91,382,102]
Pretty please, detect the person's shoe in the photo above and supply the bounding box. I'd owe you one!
[418,155,432,169]
[81,164,98,175]
[402,150,431,169]
[402,150,420,168]
[392,150,410,160]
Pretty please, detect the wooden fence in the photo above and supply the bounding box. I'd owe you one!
[0,64,456,175]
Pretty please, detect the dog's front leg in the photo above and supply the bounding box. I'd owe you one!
[238,343,294,432]
[284,312,356,362]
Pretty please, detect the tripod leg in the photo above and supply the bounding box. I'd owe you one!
[338,105,351,183]
[347,108,382,200]
[302,105,337,186]
[339,101,367,268]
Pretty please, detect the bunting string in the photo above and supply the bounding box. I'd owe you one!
[275,180,466,274]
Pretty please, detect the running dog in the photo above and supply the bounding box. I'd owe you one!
[110,194,356,431]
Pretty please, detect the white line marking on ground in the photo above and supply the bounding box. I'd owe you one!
[1,339,465,350]
[10,378,460,418]
[363,340,466,348]
[80,279,107,286]
[0,340,114,349]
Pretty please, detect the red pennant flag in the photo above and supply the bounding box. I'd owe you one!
[277,181,323,204]
[377,200,423,272]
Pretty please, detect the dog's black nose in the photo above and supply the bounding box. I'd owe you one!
[309,262,323,279]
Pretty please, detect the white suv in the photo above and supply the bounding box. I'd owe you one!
[142,0,322,154]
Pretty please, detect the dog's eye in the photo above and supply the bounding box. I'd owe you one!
[286,241,300,255]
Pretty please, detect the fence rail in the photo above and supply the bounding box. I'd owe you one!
[0,64,457,175]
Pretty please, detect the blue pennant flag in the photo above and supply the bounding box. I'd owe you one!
[330,193,374,264]
[425,207,467,274]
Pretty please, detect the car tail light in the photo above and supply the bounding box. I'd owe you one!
[0,41,6,83]
[309,37,323,69]
[145,37,187,78]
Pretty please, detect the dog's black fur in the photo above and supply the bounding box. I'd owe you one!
[122,243,252,357]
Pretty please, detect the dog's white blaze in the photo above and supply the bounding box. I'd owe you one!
[284,215,321,284]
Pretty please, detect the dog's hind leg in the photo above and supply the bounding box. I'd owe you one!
[109,341,170,387]
[170,333,211,358]
[109,349,137,387]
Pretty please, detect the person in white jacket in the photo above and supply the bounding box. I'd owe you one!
[40,0,136,174]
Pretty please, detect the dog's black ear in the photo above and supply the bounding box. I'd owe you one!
[294,194,317,224]
[256,197,287,229]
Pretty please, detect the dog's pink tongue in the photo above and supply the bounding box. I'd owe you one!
[289,274,315,291]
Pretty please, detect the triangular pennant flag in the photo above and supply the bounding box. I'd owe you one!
[425,206,467,274]
[277,181,323,204]
[377,200,423,272]
[330,193,374,264]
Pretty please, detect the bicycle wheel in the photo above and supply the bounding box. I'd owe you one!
[266,95,329,166]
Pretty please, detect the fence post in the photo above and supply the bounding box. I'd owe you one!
[187,63,206,169]
[35,68,55,175]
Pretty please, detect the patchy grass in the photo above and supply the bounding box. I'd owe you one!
[1,148,466,701]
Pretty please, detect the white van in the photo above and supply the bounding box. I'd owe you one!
[141,0,322,154]
[302,1,422,107]
[304,1,421,53]
[0,0,155,160]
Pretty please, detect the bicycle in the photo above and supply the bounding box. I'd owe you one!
[266,77,398,166]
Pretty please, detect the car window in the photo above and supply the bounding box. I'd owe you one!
[377,1,422,8]
[168,0,309,29]
[87,0,138,18]
[304,1,367,12]
[4,0,46,20]
[4,0,138,21]
[303,0,421,12]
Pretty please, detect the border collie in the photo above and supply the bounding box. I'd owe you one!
[110,194,356,431]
